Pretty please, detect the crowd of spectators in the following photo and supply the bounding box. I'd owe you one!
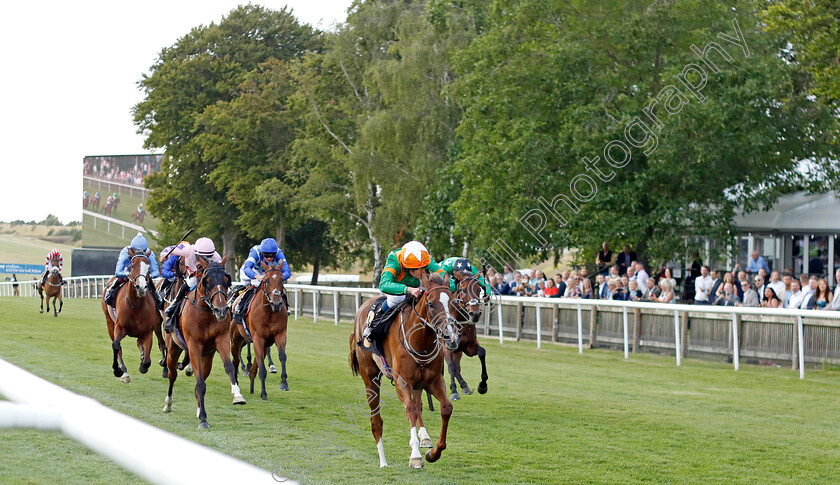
[84,157,154,186]
[483,243,840,311]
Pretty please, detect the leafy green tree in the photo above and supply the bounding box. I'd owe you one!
[451,0,836,267]
[134,5,318,270]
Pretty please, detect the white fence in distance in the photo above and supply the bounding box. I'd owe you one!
[83,176,149,199]
[83,209,158,239]
[4,278,840,380]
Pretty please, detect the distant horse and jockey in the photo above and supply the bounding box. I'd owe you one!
[132,203,146,224]
[38,250,65,317]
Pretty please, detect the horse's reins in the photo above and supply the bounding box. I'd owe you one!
[452,276,485,323]
[399,285,453,365]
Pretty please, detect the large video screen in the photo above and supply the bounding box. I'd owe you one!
[82,154,162,248]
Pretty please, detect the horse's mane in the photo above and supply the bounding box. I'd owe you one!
[428,273,445,287]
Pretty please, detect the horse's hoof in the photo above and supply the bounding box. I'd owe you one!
[233,395,246,405]
[269,365,277,374]
[158,359,165,367]
[162,404,171,413]
[198,421,210,430]
[450,393,460,401]
[184,364,193,377]
[420,437,433,448]
[114,368,124,378]
[278,382,289,391]
[462,385,472,395]
[177,362,184,370]
[262,396,268,401]
[54,313,58,318]
[120,375,131,384]
[139,365,149,375]
[39,310,43,313]
[477,382,488,394]
[409,456,424,469]
[424,449,440,463]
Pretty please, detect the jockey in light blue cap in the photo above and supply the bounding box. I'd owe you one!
[232,238,291,324]
[104,233,162,310]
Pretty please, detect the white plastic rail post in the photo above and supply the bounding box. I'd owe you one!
[294,290,299,321]
[622,306,629,360]
[674,310,681,366]
[497,302,504,345]
[333,291,339,326]
[536,304,541,350]
[313,291,318,323]
[797,315,805,379]
[576,304,583,354]
[731,313,739,371]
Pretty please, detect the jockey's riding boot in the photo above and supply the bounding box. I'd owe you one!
[362,300,390,340]
[234,287,254,325]
[164,284,189,333]
[151,288,164,311]
[104,279,123,307]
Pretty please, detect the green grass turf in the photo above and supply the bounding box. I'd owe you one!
[1,297,840,484]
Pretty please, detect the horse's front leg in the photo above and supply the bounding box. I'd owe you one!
[424,375,453,464]
[251,337,268,401]
[112,327,129,382]
[453,351,471,395]
[154,320,167,377]
[57,295,62,315]
[267,346,277,373]
[274,332,289,391]
[139,333,153,374]
[411,389,433,448]
[39,292,44,313]
[217,334,245,405]
[477,345,488,394]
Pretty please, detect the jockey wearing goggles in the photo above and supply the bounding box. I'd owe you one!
[232,238,291,325]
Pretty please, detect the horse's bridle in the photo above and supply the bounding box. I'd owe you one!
[259,267,286,312]
[127,253,151,288]
[189,266,229,313]
[399,285,458,365]
[452,276,488,323]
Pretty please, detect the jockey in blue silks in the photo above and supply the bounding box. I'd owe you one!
[233,238,291,324]
[105,233,162,310]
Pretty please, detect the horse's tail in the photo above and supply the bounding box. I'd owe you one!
[349,332,360,376]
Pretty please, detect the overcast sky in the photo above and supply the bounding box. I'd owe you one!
[0,0,352,224]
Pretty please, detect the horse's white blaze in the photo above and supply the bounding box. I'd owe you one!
[137,262,149,289]
[439,293,452,319]
[409,427,422,459]
[377,438,388,468]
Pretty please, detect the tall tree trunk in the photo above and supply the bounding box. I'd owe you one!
[365,181,383,289]
[310,256,320,285]
[222,225,236,275]
[276,223,286,251]
[371,238,382,289]
[461,237,470,259]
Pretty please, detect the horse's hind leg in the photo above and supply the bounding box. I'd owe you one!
[154,323,167,377]
[57,295,62,315]
[267,346,277,373]
[453,352,471,395]
[251,337,268,401]
[273,332,289,391]
[446,351,460,401]
[476,345,488,394]
[39,291,44,313]
[112,327,129,382]
[217,334,245,405]
[362,369,387,468]
[163,342,181,412]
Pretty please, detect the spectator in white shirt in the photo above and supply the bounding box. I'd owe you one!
[634,262,649,292]
[787,280,805,309]
[694,265,713,304]
[781,272,793,308]
[767,271,785,300]
[800,276,818,309]
[503,265,516,284]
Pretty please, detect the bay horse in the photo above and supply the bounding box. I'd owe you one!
[162,257,245,429]
[103,196,114,216]
[350,271,461,469]
[83,194,90,210]
[38,266,63,317]
[101,250,167,383]
[133,208,146,224]
[443,276,489,401]
[92,193,101,212]
[230,261,290,400]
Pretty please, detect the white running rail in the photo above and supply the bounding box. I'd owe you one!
[0,357,292,485]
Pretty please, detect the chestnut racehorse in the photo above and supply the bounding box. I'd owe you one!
[230,261,290,400]
[443,276,489,401]
[162,257,244,429]
[38,260,63,317]
[101,250,166,383]
[92,193,101,212]
[156,258,192,375]
[350,271,461,469]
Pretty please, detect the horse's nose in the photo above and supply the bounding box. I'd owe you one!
[470,312,481,323]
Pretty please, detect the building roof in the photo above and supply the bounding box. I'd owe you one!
[734,192,840,233]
